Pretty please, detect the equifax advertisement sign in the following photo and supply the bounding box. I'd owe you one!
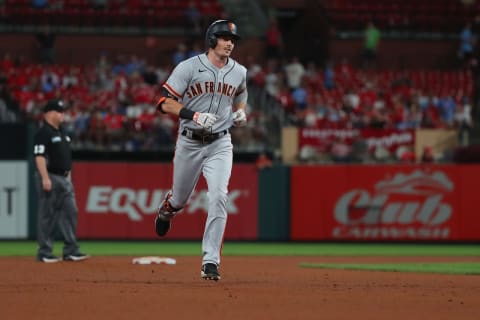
[73,162,258,240]
[291,165,479,240]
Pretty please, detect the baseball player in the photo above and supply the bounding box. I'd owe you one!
[154,19,248,281]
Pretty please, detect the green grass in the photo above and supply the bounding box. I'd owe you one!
[0,241,479,257]
[4,241,477,275]
[300,262,480,275]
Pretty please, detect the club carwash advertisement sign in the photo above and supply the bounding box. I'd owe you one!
[73,162,258,240]
[290,165,480,241]
[332,170,453,239]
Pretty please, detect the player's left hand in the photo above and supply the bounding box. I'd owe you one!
[232,109,247,127]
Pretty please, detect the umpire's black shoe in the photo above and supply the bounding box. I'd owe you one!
[201,263,221,281]
[63,252,90,262]
[36,254,61,263]
[155,215,171,237]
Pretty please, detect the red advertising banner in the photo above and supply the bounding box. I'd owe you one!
[291,165,480,241]
[73,162,258,240]
[300,128,415,153]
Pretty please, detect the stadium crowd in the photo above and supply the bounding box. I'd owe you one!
[248,56,473,131]
[0,47,475,159]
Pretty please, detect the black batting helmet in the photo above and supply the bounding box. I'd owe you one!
[205,20,240,49]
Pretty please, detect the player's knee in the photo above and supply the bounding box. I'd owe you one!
[210,192,229,213]
[211,190,228,203]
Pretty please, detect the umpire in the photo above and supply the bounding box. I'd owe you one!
[33,99,89,263]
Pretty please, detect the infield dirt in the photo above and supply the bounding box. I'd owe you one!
[1,256,479,320]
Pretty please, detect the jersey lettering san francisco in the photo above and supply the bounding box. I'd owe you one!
[163,53,247,133]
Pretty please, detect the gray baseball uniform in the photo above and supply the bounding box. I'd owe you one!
[163,53,247,267]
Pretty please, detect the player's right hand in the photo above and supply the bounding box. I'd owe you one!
[193,112,218,129]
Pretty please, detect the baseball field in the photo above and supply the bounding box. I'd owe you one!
[1,241,479,320]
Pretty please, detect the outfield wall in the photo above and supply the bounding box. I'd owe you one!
[2,160,480,241]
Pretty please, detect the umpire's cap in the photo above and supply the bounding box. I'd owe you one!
[43,99,66,113]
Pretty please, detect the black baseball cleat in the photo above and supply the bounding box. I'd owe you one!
[201,263,221,281]
[155,215,171,237]
[63,252,90,262]
[36,254,61,263]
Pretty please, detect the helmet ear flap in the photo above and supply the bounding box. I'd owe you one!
[208,34,217,48]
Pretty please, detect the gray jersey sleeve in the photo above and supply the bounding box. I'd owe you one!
[233,65,248,107]
[163,60,194,100]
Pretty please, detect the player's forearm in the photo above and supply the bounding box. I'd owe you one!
[160,98,184,116]
[234,101,246,112]
[157,98,199,121]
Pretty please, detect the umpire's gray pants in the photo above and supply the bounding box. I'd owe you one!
[35,172,79,257]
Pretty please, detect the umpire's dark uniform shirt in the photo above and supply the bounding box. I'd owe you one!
[33,121,72,175]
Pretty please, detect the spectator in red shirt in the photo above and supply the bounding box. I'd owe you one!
[422,98,441,128]
[358,81,377,109]
[35,25,56,65]
[0,53,14,73]
[421,146,434,163]
[330,136,352,162]
[103,109,125,148]
[265,19,283,60]
[88,109,106,149]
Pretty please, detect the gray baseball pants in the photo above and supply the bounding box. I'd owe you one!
[35,172,80,257]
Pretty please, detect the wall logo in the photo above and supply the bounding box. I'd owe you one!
[1,187,17,216]
[333,170,453,239]
[85,186,245,221]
